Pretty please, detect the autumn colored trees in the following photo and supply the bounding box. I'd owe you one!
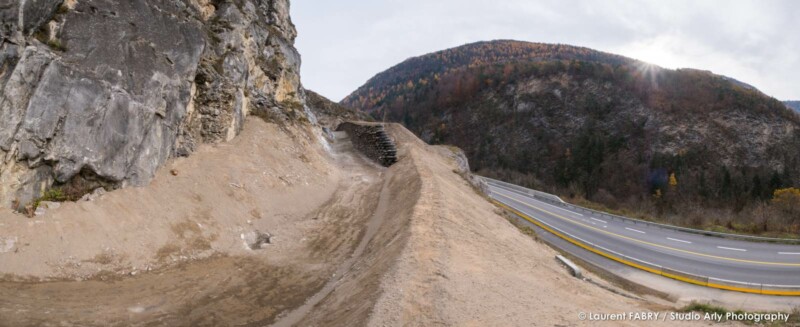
[773,188,800,215]
[343,40,800,236]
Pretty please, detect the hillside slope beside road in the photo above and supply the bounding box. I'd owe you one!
[336,124,710,326]
[343,40,800,232]
[0,120,728,325]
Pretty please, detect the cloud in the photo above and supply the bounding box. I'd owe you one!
[293,0,800,101]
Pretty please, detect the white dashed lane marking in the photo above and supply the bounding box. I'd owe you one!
[778,252,800,255]
[667,237,692,244]
[590,217,608,224]
[717,246,747,252]
[625,227,646,234]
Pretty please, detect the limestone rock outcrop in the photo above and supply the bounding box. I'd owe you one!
[0,0,306,206]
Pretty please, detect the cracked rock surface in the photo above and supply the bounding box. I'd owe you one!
[0,0,305,206]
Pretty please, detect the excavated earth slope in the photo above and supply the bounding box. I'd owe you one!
[300,124,714,327]
[0,120,720,326]
[0,118,385,325]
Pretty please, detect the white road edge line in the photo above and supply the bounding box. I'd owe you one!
[667,237,692,244]
[717,246,747,252]
[590,217,608,224]
[778,252,800,255]
[625,227,646,234]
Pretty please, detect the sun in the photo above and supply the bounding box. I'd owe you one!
[635,61,661,89]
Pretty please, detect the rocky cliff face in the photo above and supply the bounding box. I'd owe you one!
[305,90,372,130]
[0,0,305,207]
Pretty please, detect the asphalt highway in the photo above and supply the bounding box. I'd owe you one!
[486,181,800,288]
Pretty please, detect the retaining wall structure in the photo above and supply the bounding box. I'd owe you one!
[336,122,398,167]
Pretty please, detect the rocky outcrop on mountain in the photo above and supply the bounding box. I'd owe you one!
[344,40,800,213]
[305,90,371,129]
[0,0,305,207]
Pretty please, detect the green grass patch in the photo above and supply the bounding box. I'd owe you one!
[32,188,69,209]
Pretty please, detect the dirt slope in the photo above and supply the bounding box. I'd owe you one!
[297,124,713,326]
[0,120,718,326]
[0,118,387,325]
[365,125,670,326]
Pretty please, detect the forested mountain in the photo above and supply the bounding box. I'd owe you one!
[785,101,800,113]
[343,40,800,235]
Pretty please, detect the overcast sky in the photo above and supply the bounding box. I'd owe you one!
[293,0,799,102]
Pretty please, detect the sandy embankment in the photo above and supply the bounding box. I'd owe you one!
[0,118,387,325]
[299,124,713,326]
[0,119,717,326]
